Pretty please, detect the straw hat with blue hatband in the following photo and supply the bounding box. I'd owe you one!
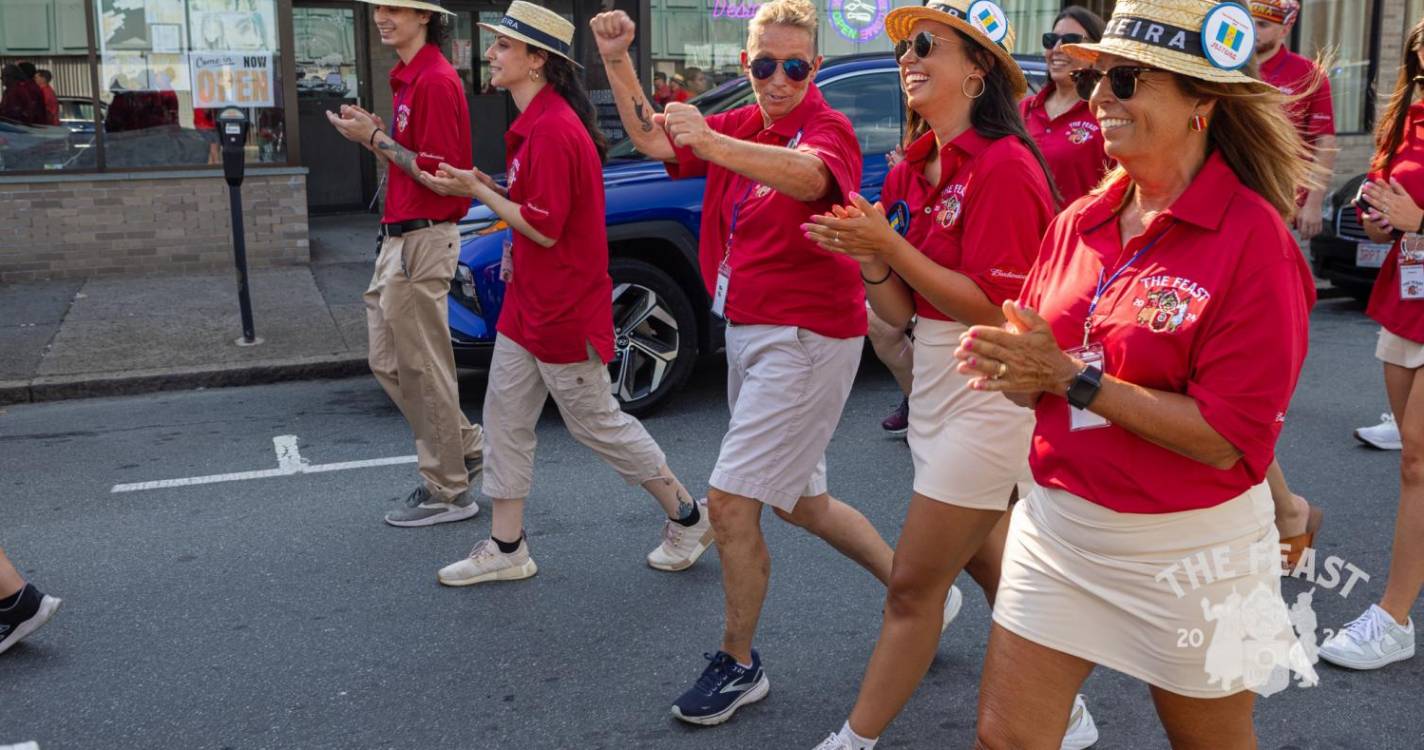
[479,0,582,68]
[885,0,1028,98]
[352,0,454,17]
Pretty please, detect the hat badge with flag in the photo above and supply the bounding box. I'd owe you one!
[885,0,1026,97]
[1063,0,1274,87]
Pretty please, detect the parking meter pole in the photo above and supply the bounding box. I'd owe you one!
[217,108,260,346]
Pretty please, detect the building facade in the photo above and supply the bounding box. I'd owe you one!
[0,0,1416,281]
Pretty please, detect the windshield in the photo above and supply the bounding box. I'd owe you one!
[607,77,753,161]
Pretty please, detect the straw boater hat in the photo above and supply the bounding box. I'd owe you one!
[353,0,453,17]
[884,0,1027,98]
[1062,0,1272,89]
[1249,0,1300,27]
[478,0,582,68]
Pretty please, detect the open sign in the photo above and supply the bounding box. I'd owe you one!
[190,52,274,108]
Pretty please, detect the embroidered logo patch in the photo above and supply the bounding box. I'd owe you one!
[1067,121,1099,145]
[1132,275,1212,333]
[395,103,411,134]
[935,184,966,228]
[507,157,521,188]
[754,184,773,199]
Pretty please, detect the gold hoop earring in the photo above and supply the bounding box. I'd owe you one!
[962,74,986,100]
[529,69,541,82]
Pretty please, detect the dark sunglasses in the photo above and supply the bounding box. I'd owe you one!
[1041,32,1084,49]
[894,31,952,62]
[1070,65,1159,100]
[749,57,812,81]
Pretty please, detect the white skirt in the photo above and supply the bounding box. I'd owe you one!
[1376,327,1424,369]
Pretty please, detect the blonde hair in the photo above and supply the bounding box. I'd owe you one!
[1096,64,1328,221]
[749,0,818,44]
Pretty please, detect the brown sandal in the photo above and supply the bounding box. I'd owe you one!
[1280,505,1324,574]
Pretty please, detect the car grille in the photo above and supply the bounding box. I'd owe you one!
[1335,202,1369,242]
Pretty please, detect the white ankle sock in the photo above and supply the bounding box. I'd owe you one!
[838,721,877,750]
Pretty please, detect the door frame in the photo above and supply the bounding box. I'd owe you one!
[294,0,378,211]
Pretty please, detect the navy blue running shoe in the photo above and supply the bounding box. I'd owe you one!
[671,650,770,726]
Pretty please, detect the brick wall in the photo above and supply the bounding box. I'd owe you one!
[0,171,309,283]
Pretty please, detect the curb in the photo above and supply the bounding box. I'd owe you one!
[0,354,369,406]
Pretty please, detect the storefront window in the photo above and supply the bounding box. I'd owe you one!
[92,0,286,168]
[1005,0,1063,57]
[1296,0,1375,134]
[0,0,98,172]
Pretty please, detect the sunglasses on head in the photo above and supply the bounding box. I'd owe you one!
[1069,65,1159,100]
[1041,32,1084,49]
[894,31,953,61]
[749,57,812,81]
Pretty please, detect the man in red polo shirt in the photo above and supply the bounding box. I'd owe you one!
[1252,0,1336,239]
[327,0,484,528]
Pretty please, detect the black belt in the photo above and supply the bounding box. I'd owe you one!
[379,219,441,237]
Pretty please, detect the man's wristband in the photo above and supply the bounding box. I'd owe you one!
[369,128,383,148]
[862,266,893,285]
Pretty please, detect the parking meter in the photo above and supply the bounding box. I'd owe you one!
[216,107,259,345]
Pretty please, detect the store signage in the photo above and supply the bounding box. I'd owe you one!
[190,52,275,108]
[829,0,890,43]
[711,0,762,20]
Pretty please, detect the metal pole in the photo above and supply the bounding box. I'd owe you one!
[228,182,257,345]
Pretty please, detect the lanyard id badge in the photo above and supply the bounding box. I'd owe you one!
[500,235,514,283]
[1400,235,1424,300]
[712,259,731,318]
[1066,343,1109,431]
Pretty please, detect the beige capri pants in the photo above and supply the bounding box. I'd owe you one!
[481,335,667,500]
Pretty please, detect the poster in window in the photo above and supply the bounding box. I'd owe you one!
[188,0,278,52]
[99,0,150,50]
[101,51,154,92]
[150,23,182,53]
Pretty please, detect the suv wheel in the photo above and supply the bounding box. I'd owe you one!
[608,257,697,416]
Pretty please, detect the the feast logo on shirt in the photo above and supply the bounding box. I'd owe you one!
[754,183,773,199]
[1067,121,1099,145]
[1132,275,1212,334]
[396,103,411,134]
[935,183,966,228]
[508,157,521,188]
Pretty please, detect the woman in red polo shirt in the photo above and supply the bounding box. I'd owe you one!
[803,4,1100,749]
[419,1,711,586]
[951,1,1318,745]
[1316,18,1424,671]
[1020,6,1109,206]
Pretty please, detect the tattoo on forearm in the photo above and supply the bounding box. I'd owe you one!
[633,97,654,133]
[376,135,420,179]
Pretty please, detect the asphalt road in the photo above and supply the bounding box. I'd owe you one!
[2,298,1421,750]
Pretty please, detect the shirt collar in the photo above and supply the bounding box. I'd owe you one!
[391,43,440,89]
[902,128,993,189]
[509,85,560,139]
[1079,150,1240,233]
[1410,101,1424,126]
[735,83,827,141]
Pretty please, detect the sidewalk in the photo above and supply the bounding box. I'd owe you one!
[0,213,380,405]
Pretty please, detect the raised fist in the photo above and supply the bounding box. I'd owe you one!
[590,11,636,58]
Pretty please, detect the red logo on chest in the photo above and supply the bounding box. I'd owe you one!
[1131,275,1212,334]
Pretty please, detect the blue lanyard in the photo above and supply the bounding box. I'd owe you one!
[1083,219,1176,345]
[724,179,758,259]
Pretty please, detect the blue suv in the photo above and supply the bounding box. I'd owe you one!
[448,52,1046,414]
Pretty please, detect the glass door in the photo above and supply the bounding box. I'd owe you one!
[295,3,375,211]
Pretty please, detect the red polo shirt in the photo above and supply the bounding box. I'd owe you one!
[1020,83,1110,206]
[879,129,1052,321]
[1366,101,1424,343]
[1259,46,1335,143]
[384,43,471,224]
[1020,151,1315,514]
[497,86,615,365]
[666,84,867,338]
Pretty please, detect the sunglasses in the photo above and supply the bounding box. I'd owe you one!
[749,57,812,81]
[1070,65,1159,101]
[1041,32,1084,49]
[894,31,953,62]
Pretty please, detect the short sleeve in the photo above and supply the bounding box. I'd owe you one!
[518,131,578,241]
[1304,75,1336,140]
[795,112,862,203]
[1186,222,1312,478]
[412,76,472,174]
[665,108,741,180]
[960,157,1054,305]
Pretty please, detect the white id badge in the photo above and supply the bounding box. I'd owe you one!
[1066,344,1109,432]
[1402,264,1424,300]
[711,260,730,319]
[500,236,514,283]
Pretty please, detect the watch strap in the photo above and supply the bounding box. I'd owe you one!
[1066,365,1103,410]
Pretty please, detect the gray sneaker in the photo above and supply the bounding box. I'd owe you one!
[384,485,480,528]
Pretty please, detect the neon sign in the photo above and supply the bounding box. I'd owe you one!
[829,0,890,43]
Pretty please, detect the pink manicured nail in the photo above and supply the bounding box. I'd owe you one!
[969,356,978,367]
[963,340,973,351]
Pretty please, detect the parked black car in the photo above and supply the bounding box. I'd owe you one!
[1310,172,1388,303]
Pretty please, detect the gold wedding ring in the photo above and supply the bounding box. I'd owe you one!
[995,361,1008,379]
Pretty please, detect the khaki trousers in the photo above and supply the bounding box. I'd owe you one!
[364,223,482,501]
[482,335,666,500]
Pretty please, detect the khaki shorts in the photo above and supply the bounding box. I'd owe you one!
[909,319,1034,509]
[482,335,666,500]
[710,324,863,511]
[994,482,1307,699]
[1376,327,1424,369]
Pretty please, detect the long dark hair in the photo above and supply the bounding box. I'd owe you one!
[424,12,447,48]
[537,51,610,162]
[1374,17,1424,173]
[957,31,1062,206]
[1052,6,1105,43]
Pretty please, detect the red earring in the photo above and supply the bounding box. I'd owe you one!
[1190,114,1208,132]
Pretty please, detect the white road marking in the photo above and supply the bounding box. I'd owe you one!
[111,435,416,494]
[0,742,41,750]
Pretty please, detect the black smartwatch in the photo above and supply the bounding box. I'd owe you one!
[1066,364,1103,410]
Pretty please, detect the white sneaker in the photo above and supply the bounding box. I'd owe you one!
[1059,694,1098,749]
[811,733,852,750]
[941,584,964,634]
[647,498,714,572]
[1319,604,1416,670]
[438,538,538,586]
[1354,413,1402,450]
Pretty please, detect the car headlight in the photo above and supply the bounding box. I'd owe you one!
[450,262,482,315]
[458,218,509,240]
